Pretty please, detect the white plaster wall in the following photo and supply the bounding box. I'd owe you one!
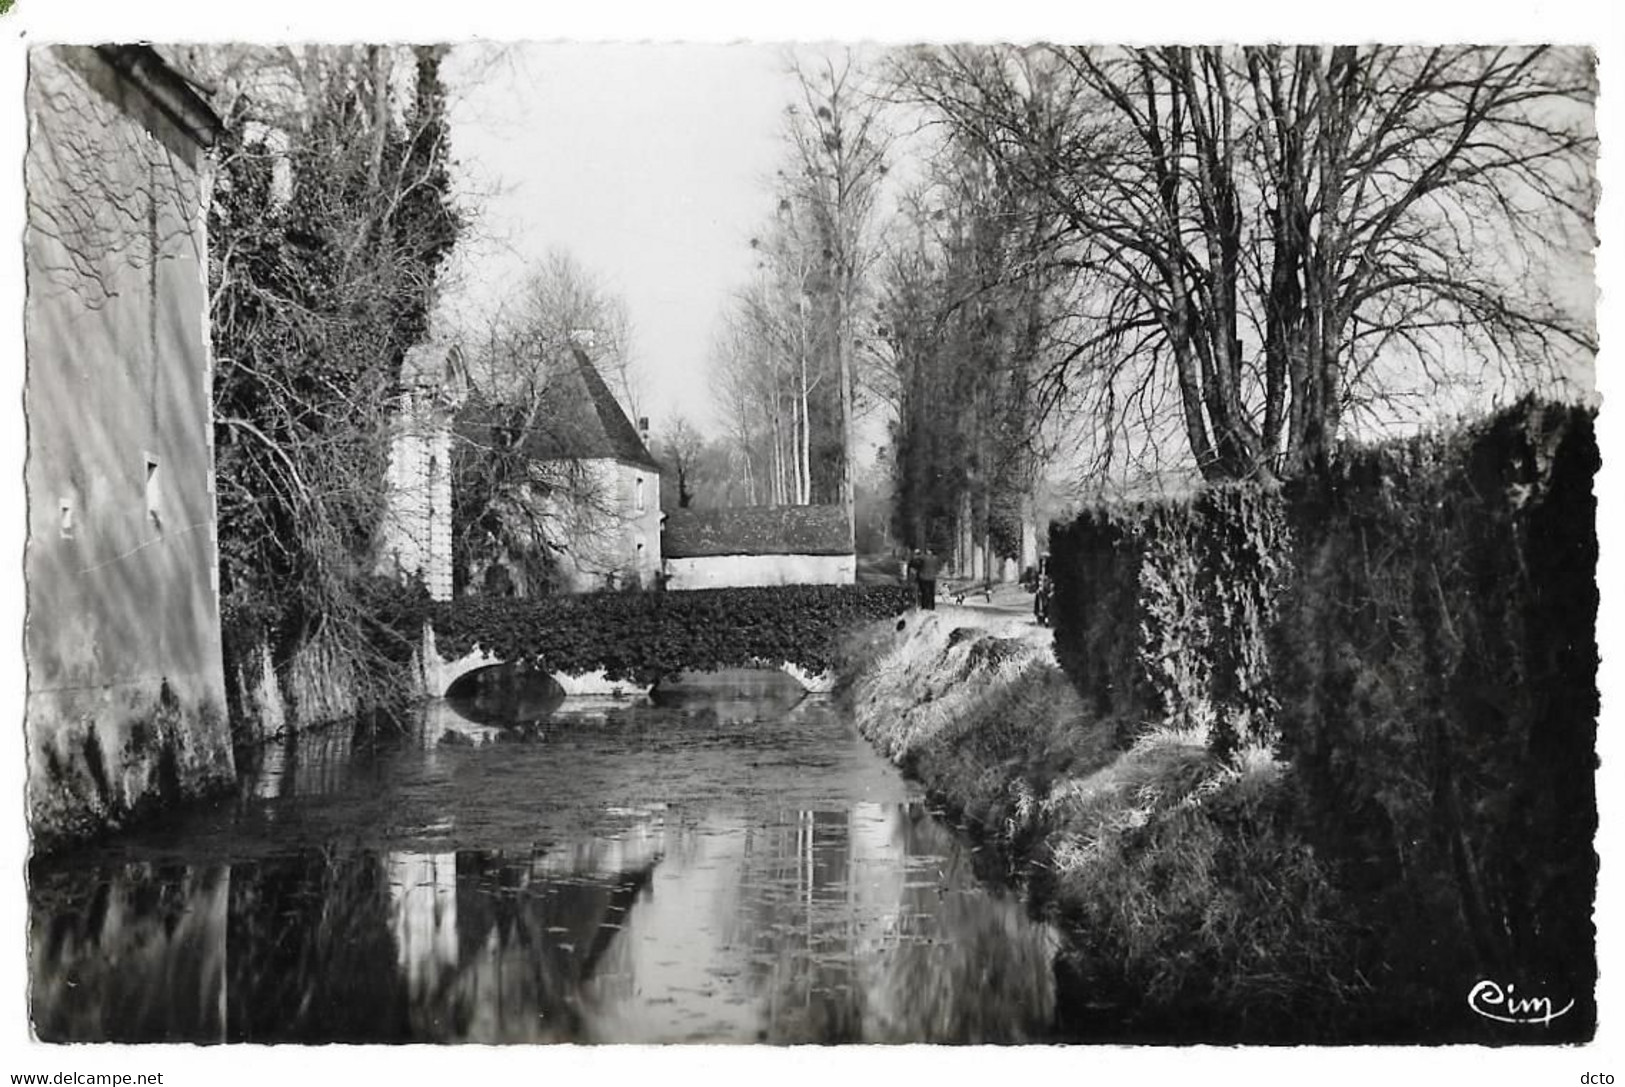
[621,460,663,588]
[663,553,855,590]
[551,458,662,592]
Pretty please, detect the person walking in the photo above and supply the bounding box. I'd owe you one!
[916,547,941,611]
[1034,554,1054,627]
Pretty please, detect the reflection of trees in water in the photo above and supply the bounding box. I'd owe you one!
[30,862,229,1042]
[726,803,1056,1043]
[30,799,1053,1043]
[235,719,385,801]
[866,806,1056,1043]
[227,849,415,1041]
[31,836,660,1043]
[737,809,869,1042]
[32,854,415,1043]
[226,844,658,1042]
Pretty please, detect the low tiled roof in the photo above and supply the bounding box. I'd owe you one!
[663,505,853,558]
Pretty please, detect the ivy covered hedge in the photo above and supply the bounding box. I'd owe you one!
[428,584,914,684]
[1050,484,1290,755]
[1048,397,1598,1038]
[1272,400,1597,1036]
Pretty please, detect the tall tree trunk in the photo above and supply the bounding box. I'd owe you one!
[771,405,786,505]
[797,351,812,505]
[837,290,856,548]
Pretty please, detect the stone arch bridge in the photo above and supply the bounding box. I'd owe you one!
[416,627,836,700]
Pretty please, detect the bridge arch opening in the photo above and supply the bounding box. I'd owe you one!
[444,662,565,727]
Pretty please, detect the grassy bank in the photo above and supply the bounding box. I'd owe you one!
[839,610,1361,1043]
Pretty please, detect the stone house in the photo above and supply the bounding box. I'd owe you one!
[23,46,233,849]
[661,505,855,589]
[458,346,662,595]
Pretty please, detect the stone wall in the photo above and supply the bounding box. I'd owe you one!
[227,628,366,748]
[23,46,234,851]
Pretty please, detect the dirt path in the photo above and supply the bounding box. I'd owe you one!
[933,580,1042,623]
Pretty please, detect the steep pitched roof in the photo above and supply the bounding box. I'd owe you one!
[663,505,853,558]
[524,347,660,472]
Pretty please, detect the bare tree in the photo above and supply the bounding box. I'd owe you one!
[650,415,707,509]
[893,44,1597,482]
[449,251,642,595]
[781,50,892,534]
[708,313,767,506]
[475,248,642,417]
[868,121,1075,575]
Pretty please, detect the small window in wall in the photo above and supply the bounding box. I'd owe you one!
[59,497,74,540]
[144,454,162,528]
[635,476,646,512]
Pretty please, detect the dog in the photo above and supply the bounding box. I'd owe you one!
[951,584,995,606]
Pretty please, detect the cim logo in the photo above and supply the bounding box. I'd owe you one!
[1466,979,1575,1026]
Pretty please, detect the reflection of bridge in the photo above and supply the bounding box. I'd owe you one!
[418,627,835,700]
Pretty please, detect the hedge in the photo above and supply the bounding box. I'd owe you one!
[1047,398,1598,1038]
[1273,400,1597,1036]
[1050,484,1290,755]
[427,583,915,684]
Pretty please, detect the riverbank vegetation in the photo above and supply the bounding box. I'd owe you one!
[843,613,1353,1041]
[843,398,1597,1043]
[196,45,464,736]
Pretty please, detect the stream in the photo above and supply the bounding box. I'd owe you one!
[29,671,1063,1044]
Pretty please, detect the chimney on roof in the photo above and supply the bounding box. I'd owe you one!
[638,416,650,447]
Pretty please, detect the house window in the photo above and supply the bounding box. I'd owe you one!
[144,453,161,527]
[636,476,646,512]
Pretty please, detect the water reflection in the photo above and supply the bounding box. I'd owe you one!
[31,679,1059,1043]
[444,664,566,730]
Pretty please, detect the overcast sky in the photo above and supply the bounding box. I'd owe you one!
[440,43,805,434]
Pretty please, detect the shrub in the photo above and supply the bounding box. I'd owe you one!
[432,583,913,684]
[1046,741,1360,1041]
[1050,484,1289,755]
[1046,396,1598,1040]
[1272,399,1598,1038]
